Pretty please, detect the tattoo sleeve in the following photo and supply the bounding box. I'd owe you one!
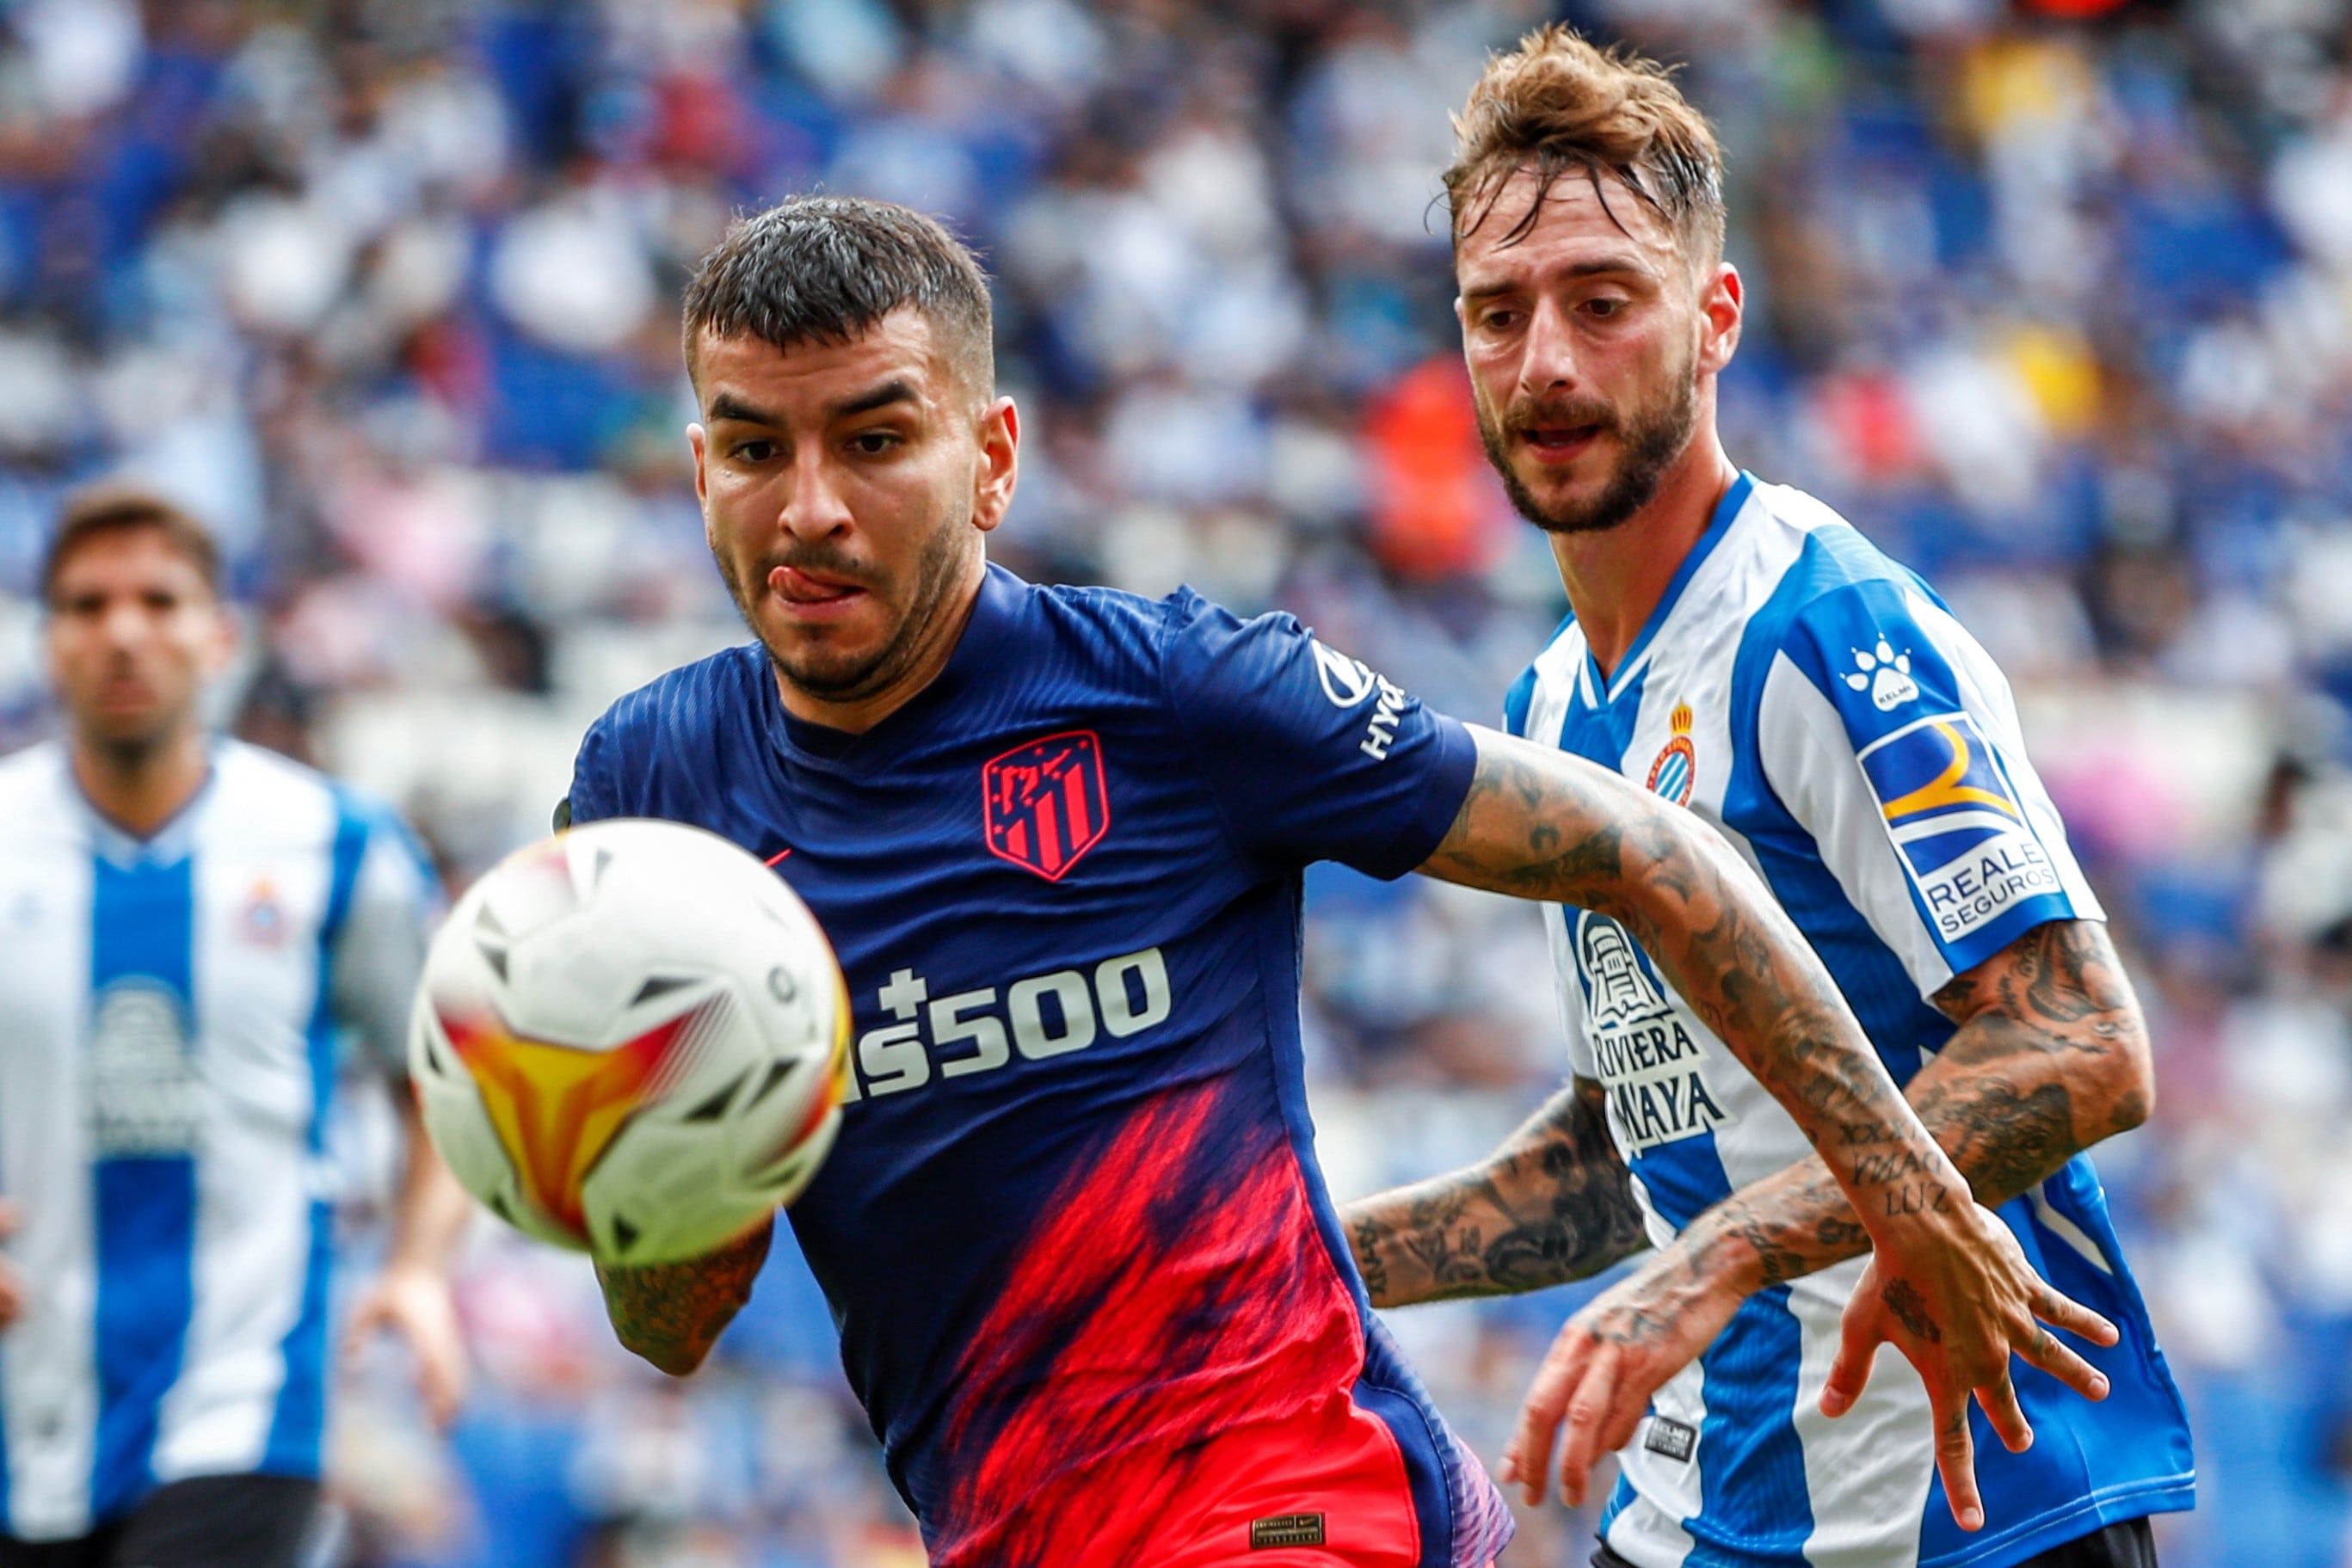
[594,1220,774,1375]
[1417,726,1973,1257]
[1342,1079,1647,1307]
[1676,919,2152,1293]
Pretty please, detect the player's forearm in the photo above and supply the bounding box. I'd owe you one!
[1421,726,1973,1251]
[595,1219,773,1376]
[389,1091,477,1276]
[1681,928,2152,1296]
[1342,1079,1647,1307]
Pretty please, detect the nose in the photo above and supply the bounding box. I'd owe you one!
[778,452,855,544]
[97,597,149,651]
[1519,297,1580,397]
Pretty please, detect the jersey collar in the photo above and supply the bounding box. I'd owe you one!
[64,739,220,868]
[1585,470,1755,707]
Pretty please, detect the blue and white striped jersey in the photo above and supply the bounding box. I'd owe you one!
[1509,475,2194,1568]
[0,739,435,1541]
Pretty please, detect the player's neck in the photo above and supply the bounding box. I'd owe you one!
[1548,434,1739,684]
[70,721,212,839]
[773,552,988,735]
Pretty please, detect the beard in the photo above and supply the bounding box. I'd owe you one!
[1476,354,1702,536]
[715,515,972,706]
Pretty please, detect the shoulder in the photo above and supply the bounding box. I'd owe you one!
[211,741,420,858]
[993,574,1278,703]
[1727,482,1966,669]
[1009,575,1186,677]
[0,741,70,841]
[572,643,774,822]
[588,643,769,753]
[214,740,370,818]
[1730,486,2017,754]
[0,740,63,808]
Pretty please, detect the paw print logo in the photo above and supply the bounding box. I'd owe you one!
[1844,640,1918,712]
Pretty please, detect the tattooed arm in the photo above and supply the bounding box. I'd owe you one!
[1639,918,2147,1403]
[1415,728,2114,1530]
[1419,729,2005,1281]
[594,1218,774,1376]
[1672,919,2149,1296]
[1343,1078,1647,1308]
[1501,919,2141,1525]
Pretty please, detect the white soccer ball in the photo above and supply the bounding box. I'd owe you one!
[409,819,850,1265]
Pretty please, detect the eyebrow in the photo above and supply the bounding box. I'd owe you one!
[705,379,920,427]
[706,392,778,426]
[830,378,917,420]
[1462,256,1659,301]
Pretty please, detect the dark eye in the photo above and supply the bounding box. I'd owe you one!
[732,440,778,463]
[1587,297,1626,319]
[1481,308,1522,332]
[849,431,901,456]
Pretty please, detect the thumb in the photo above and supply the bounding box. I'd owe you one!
[1821,1292,1883,1419]
[342,1288,391,1362]
[418,1337,468,1429]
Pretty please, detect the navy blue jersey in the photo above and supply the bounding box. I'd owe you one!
[568,565,1513,1568]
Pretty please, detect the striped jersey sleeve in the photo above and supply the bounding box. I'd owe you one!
[1757,575,2103,996]
[329,808,440,1073]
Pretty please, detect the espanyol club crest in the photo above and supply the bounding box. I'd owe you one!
[982,730,1111,882]
[241,876,288,945]
[1646,702,1697,807]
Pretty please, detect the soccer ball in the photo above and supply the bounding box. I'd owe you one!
[409,819,850,1265]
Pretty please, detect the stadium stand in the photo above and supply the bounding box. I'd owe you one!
[0,1,2347,1564]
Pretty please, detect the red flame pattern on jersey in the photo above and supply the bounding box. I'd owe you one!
[927,1074,1385,1568]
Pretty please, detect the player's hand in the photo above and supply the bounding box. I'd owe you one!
[0,1201,22,1333]
[1821,1204,2118,1532]
[345,1264,468,1427]
[1499,1251,1741,1510]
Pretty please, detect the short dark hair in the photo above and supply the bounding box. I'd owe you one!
[1445,25,1726,265]
[680,196,995,398]
[41,483,222,605]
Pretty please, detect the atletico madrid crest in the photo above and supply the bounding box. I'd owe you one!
[982,730,1111,882]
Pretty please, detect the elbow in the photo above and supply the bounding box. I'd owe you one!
[2100,1010,2157,1136]
[1606,796,1721,932]
[641,1345,710,1379]
[617,1330,712,1378]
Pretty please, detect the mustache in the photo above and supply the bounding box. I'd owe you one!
[1503,395,1620,437]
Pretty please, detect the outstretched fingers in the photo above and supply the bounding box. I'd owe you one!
[1932,1390,1985,1533]
[2018,1319,2111,1403]
[1820,1281,1886,1419]
[2034,1282,2119,1349]
[1507,1327,1591,1507]
[1974,1370,2034,1455]
[1552,1350,1622,1509]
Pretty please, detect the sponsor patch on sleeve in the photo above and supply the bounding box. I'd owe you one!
[1856,712,2064,947]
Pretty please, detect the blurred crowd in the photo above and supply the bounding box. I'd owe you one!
[2,0,2351,1563]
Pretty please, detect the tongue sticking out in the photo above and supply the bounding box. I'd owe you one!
[769,564,863,604]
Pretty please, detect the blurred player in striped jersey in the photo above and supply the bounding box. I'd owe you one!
[0,487,472,1568]
[1345,27,2191,1568]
